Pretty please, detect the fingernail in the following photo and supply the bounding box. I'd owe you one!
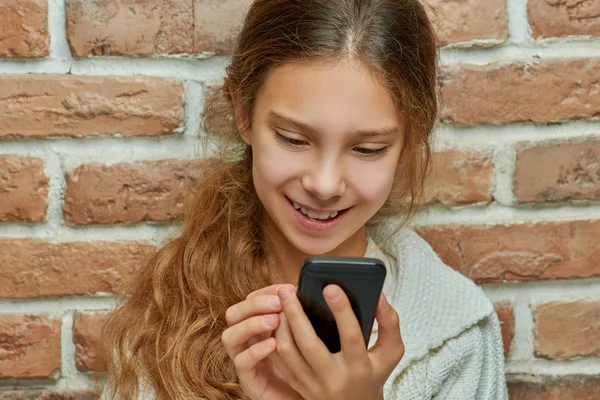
[264,314,276,328]
[324,285,340,300]
[278,286,293,301]
[269,296,281,309]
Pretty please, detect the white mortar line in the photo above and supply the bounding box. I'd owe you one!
[0,222,177,245]
[505,359,600,376]
[48,0,72,62]
[0,296,120,315]
[434,121,600,148]
[506,0,531,45]
[184,81,205,138]
[490,144,517,206]
[413,203,600,226]
[61,312,78,379]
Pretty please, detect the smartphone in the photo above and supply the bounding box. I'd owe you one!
[297,256,386,353]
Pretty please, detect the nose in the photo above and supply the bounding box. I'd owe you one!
[301,157,346,200]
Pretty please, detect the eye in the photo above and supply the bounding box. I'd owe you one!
[354,147,389,157]
[275,132,308,147]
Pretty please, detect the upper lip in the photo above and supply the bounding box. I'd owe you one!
[288,197,346,214]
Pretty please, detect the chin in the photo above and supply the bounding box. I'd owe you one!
[288,233,344,256]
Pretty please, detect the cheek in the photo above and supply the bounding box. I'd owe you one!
[252,138,301,193]
[349,159,397,206]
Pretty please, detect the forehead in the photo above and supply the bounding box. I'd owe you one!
[254,58,401,133]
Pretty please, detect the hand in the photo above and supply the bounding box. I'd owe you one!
[221,284,303,400]
[271,284,405,400]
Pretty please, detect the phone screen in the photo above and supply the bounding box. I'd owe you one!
[297,256,386,353]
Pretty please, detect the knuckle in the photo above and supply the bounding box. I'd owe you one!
[351,364,371,380]
[389,309,400,327]
[250,316,265,333]
[233,354,246,371]
[277,341,294,356]
[224,306,237,326]
[345,329,364,344]
[221,329,232,348]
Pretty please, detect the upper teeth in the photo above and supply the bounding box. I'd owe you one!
[293,201,338,220]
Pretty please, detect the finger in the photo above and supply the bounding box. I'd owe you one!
[234,337,277,375]
[222,314,280,359]
[275,311,317,386]
[322,284,369,364]
[246,284,296,300]
[267,351,297,385]
[369,293,404,375]
[278,285,333,371]
[225,294,282,327]
[247,331,272,347]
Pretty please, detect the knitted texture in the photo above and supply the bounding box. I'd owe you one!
[365,225,509,399]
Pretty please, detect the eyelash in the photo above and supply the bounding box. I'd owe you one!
[275,132,389,157]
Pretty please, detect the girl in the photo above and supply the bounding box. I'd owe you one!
[102,0,509,399]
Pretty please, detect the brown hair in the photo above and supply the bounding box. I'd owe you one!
[102,1,438,399]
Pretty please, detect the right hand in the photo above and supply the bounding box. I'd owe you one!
[222,284,304,400]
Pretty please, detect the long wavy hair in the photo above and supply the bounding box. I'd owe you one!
[102,1,438,399]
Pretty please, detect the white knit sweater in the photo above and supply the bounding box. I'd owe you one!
[365,223,509,399]
[104,225,509,400]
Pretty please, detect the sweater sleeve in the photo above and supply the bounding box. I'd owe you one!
[383,312,509,400]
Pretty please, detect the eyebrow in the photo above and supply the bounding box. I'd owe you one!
[268,111,400,139]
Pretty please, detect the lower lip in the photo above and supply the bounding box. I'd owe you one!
[287,198,348,232]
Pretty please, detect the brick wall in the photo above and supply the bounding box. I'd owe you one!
[0,0,599,398]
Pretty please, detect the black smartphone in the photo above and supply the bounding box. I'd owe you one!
[297,256,386,353]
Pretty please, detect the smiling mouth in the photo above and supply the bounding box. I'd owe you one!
[286,197,349,221]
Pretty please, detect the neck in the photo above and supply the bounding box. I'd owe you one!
[263,214,368,284]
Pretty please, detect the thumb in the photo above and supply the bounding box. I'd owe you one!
[369,293,405,375]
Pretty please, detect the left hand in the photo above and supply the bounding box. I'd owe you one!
[269,284,405,400]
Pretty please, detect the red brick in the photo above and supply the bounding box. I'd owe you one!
[0,315,60,379]
[534,301,600,360]
[440,59,600,125]
[428,0,507,47]
[508,375,600,399]
[0,0,49,58]
[73,312,109,372]
[528,0,600,39]
[0,391,99,400]
[0,155,48,222]
[0,239,155,298]
[64,160,205,224]
[416,220,600,283]
[66,0,252,57]
[515,139,600,203]
[423,149,494,206]
[0,75,183,139]
[494,301,514,359]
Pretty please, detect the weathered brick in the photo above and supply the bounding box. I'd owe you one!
[508,375,600,399]
[66,0,252,57]
[0,239,155,298]
[440,59,600,125]
[534,301,600,360]
[423,149,493,206]
[0,75,183,139]
[428,0,507,47]
[0,155,48,222]
[73,312,109,372]
[528,0,600,39]
[494,301,514,359]
[417,220,600,283]
[0,315,60,379]
[0,0,49,58]
[515,139,600,203]
[64,160,205,224]
[0,391,100,400]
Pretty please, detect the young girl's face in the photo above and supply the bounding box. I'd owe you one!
[242,57,405,255]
